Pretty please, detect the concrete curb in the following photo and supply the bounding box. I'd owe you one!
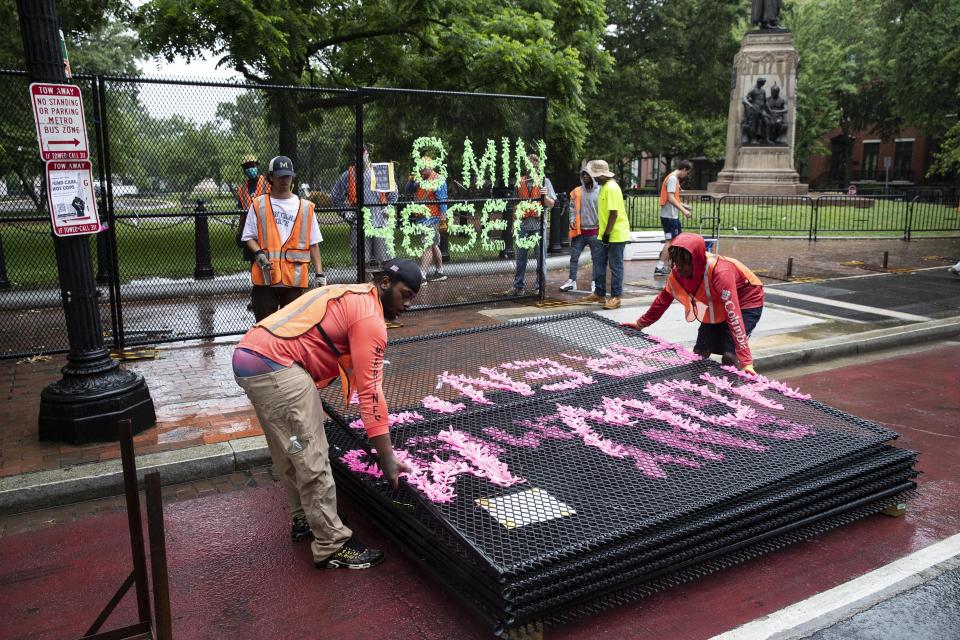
[2,317,958,516]
[0,436,269,516]
[755,316,960,371]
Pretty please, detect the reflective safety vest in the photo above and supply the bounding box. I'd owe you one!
[415,171,443,218]
[237,175,270,211]
[665,253,763,324]
[569,186,583,238]
[517,176,543,217]
[255,284,379,403]
[659,170,682,206]
[250,195,315,288]
[346,166,387,206]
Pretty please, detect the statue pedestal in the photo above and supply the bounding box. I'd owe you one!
[708,30,808,196]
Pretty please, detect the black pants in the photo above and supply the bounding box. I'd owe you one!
[251,285,308,322]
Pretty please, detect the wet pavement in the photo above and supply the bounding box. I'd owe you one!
[1,236,958,357]
[806,565,960,640]
[0,342,957,640]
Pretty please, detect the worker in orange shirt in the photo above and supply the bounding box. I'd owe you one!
[232,258,422,569]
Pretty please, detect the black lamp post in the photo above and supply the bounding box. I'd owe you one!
[18,0,155,443]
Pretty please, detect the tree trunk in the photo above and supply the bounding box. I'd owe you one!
[271,92,299,165]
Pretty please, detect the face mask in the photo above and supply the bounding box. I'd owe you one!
[244,167,259,179]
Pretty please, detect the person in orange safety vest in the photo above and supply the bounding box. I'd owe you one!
[622,233,765,375]
[240,155,325,321]
[235,154,271,262]
[232,258,422,569]
[654,159,693,277]
[331,145,398,269]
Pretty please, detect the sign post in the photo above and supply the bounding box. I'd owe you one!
[30,83,89,161]
[45,160,100,236]
[18,0,154,444]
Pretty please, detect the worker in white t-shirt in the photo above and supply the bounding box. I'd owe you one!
[241,156,325,321]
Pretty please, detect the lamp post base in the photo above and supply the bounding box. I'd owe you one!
[39,368,156,444]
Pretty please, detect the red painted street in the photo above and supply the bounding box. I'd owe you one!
[0,344,957,640]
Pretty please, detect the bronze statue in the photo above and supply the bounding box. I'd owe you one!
[764,83,788,144]
[741,77,768,144]
[751,0,782,29]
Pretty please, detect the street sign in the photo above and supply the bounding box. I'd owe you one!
[29,83,89,161]
[45,160,100,236]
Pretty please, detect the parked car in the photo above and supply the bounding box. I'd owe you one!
[93,178,139,198]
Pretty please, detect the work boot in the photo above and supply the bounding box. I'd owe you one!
[603,296,621,310]
[291,514,312,541]
[654,266,670,277]
[581,293,604,303]
[315,537,384,570]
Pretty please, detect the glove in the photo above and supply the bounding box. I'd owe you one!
[311,272,327,288]
[742,364,757,377]
[254,251,271,270]
[619,320,646,331]
[602,233,611,245]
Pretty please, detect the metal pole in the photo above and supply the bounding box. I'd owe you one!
[99,75,127,354]
[354,88,366,282]
[0,232,10,290]
[538,97,548,301]
[118,419,152,624]
[19,0,154,443]
[192,199,215,280]
[145,472,173,640]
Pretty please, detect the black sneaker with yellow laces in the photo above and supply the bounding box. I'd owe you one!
[315,537,384,570]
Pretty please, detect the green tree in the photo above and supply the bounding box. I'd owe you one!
[784,0,891,180]
[584,0,742,182]
[883,0,960,176]
[133,0,607,174]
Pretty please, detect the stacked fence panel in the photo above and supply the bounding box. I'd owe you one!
[320,313,917,635]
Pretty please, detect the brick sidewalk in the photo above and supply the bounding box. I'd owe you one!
[1,236,957,480]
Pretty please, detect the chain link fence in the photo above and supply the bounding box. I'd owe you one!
[0,71,548,358]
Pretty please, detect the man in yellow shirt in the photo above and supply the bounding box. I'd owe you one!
[581,160,629,309]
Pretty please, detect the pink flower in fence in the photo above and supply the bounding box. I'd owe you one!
[436,428,526,487]
[340,449,384,478]
[422,395,466,414]
[719,365,812,400]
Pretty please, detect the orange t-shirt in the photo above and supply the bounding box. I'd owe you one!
[238,292,389,438]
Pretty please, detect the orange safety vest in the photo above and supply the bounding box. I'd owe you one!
[237,175,270,211]
[415,171,443,218]
[250,195,315,288]
[517,176,543,217]
[665,253,763,324]
[659,170,682,207]
[255,284,379,403]
[569,186,582,238]
[346,166,387,206]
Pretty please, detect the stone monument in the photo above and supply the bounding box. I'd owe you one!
[708,3,808,196]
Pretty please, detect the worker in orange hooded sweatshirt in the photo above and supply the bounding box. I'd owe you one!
[621,233,764,374]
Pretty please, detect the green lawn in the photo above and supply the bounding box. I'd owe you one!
[625,195,959,238]
[2,196,956,287]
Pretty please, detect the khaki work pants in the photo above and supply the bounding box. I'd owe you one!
[236,365,352,562]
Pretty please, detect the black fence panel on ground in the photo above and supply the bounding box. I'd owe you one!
[318,314,917,633]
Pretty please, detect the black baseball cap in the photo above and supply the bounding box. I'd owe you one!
[378,258,423,293]
[268,155,295,177]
